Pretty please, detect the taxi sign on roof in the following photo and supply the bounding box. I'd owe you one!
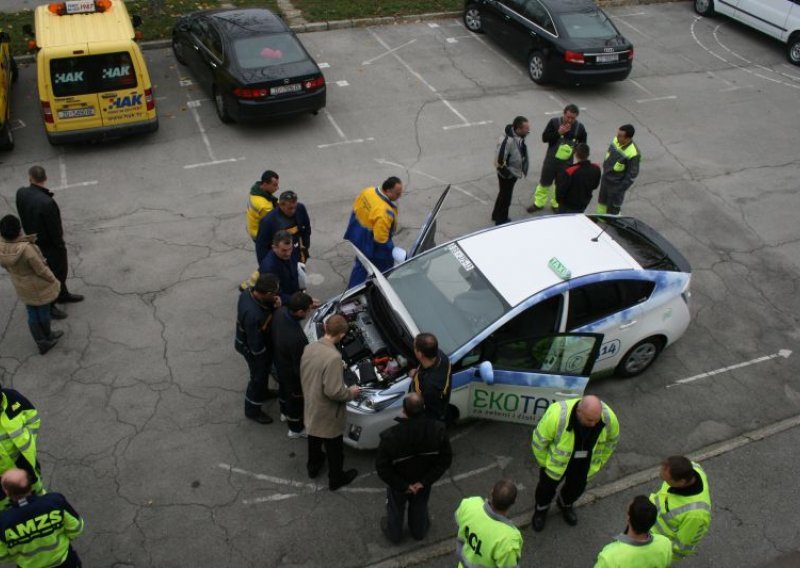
[548,257,571,280]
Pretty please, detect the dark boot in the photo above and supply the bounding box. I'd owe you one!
[557,496,578,526]
[41,320,64,341]
[531,505,549,532]
[50,305,68,320]
[29,323,58,355]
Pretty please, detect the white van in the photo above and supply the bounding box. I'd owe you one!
[695,0,800,64]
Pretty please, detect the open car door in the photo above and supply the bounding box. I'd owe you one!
[407,185,451,259]
[451,332,603,426]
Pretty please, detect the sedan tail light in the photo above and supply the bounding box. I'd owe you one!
[304,75,325,91]
[232,87,270,99]
[41,101,54,123]
[628,47,635,60]
[564,50,585,64]
[145,87,155,111]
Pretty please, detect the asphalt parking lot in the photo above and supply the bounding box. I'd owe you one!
[1,2,800,566]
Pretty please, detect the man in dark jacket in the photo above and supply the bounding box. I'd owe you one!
[235,273,281,424]
[409,333,451,423]
[376,393,453,543]
[492,116,529,226]
[15,165,83,319]
[259,230,300,305]
[555,143,602,214]
[255,190,311,265]
[271,292,313,438]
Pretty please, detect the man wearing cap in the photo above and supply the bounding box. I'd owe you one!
[255,190,311,266]
[246,170,280,240]
[595,495,672,567]
[344,176,404,288]
[235,273,282,424]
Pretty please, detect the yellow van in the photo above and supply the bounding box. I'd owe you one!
[0,32,18,150]
[30,0,157,144]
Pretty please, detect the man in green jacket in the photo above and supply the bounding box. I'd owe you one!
[0,387,45,511]
[595,495,672,567]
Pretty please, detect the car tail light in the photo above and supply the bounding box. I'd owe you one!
[564,50,585,64]
[304,75,325,91]
[232,87,269,99]
[41,101,54,124]
[628,47,635,60]
[145,88,155,111]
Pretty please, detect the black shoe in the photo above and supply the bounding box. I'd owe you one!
[532,507,548,532]
[526,205,543,213]
[50,306,68,320]
[49,330,64,340]
[557,497,578,526]
[551,207,560,214]
[381,516,403,544]
[308,454,326,479]
[329,468,358,491]
[245,411,273,425]
[494,218,510,226]
[57,293,84,304]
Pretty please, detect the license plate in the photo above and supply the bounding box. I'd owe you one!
[57,108,96,119]
[595,54,619,63]
[271,83,301,95]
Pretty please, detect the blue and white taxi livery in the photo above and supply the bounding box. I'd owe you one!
[306,189,691,449]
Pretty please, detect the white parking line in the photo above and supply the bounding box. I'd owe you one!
[374,158,489,205]
[629,79,676,103]
[53,153,98,191]
[612,16,651,38]
[666,349,792,388]
[11,119,25,130]
[317,109,374,149]
[362,39,417,65]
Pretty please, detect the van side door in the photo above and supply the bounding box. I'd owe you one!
[734,0,793,40]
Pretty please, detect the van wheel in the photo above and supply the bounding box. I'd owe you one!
[787,35,800,66]
[213,86,234,123]
[528,51,549,85]
[0,121,14,151]
[172,38,187,65]
[694,0,714,16]
[615,336,665,378]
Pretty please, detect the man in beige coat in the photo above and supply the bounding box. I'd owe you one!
[300,314,361,490]
[0,215,63,354]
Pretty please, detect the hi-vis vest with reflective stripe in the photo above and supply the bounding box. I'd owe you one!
[531,399,620,481]
[604,137,639,174]
[650,462,711,560]
[594,533,673,568]
[455,497,523,568]
[0,391,42,510]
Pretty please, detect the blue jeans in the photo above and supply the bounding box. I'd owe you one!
[26,304,52,326]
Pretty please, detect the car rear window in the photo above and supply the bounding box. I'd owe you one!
[49,52,138,97]
[558,11,619,40]
[232,33,308,69]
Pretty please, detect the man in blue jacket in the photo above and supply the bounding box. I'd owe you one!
[255,191,311,265]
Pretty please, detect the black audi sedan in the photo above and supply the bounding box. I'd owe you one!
[172,8,326,123]
[463,0,633,85]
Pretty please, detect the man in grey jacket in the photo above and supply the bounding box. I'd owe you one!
[300,314,361,490]
[491,116,530,226]
[597,124,641,215]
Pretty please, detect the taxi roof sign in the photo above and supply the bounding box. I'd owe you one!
[548,257,572,280]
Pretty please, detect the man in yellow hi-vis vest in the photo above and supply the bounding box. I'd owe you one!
[455,479,523,568]
[597,124,641,215]
[530,396,620,532]
[0,386,45,511]
[595,495,673,567]
[650,456,712,561]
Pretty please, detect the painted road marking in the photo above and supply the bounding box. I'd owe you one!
[318,109,374,149]
[630,79,677,103]
[53,153,97,191]
[666,349,792,388]
[373,158,489,205]
[336,80,350,87]
[362,39,417,65]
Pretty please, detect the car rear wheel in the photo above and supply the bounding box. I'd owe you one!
[213,86,234,124]
[0,120,14,151]
[694,0,714,16]
[172,37,187,65]
[616,336,665,378]
[463,5,484,33]
[527,51,549,84]
[787,35,800,66]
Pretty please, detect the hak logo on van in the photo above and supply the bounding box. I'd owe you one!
[107,94,142,110]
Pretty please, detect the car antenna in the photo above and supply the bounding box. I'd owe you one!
[591,219,611,242]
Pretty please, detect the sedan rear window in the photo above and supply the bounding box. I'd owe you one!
[50,52,137,97]
[232,33,308,69]
[558,11,619,40]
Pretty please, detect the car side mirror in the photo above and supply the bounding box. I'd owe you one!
[477,361,494,385]
[131,14,143,28]
[22,25,34,37]
[175,21,189,32]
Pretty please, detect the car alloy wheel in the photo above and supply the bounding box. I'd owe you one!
[616,337,664,378]
[463,6,483,33]
[527,52,547,84]
[694,0,714,16]
[788,37,800,65]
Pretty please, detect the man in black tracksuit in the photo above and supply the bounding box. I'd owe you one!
[376,393,453,543]
[271,292,313,438]
[409,333,451,423]
[555,143,602,214]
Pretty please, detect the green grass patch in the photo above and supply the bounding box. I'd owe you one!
[292,0,462,21]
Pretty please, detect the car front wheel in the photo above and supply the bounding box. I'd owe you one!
[463,5,484,33]
[787,35,800,66]
[528,51,548,84]
[213,86,234,123]
[694,0,714,16]
[616,336,665,378]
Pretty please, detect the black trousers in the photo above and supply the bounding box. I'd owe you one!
[56,546,82,567]
[236,345,272,416]
[278,380,305,433]
[534,462,589,507]
[307,435,345,483]
[385,485,432,542]
[41,246,71,299]
[491,174,517,223]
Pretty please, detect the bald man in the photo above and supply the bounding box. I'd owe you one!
[530,396,620,532]
[0,469,84,567]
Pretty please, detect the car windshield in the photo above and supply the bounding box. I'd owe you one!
[232,33,308,69]
[386,244,508,354]
[559,11,618,40]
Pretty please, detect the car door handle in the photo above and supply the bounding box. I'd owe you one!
[619,320,638,329]
[192,44,199,51]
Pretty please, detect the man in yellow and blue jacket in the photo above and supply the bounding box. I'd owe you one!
[344,177,403,288]
[0,387,45,511]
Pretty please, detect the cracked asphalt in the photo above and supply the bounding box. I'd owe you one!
[1,3,799,566]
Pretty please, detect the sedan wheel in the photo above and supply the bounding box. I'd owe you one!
[616,337,665,378]
[694,0,714,16]
[527,51,548,85]
[213,87,234,124]
[788,36,800,66]
[172,38,187,65]
[463,5,484,33]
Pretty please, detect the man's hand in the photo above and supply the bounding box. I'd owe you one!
[406,482,424,495]
[348,385,361,398]
[273,296,282,308]
[558,122,571,135]
[408,367,419,379]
